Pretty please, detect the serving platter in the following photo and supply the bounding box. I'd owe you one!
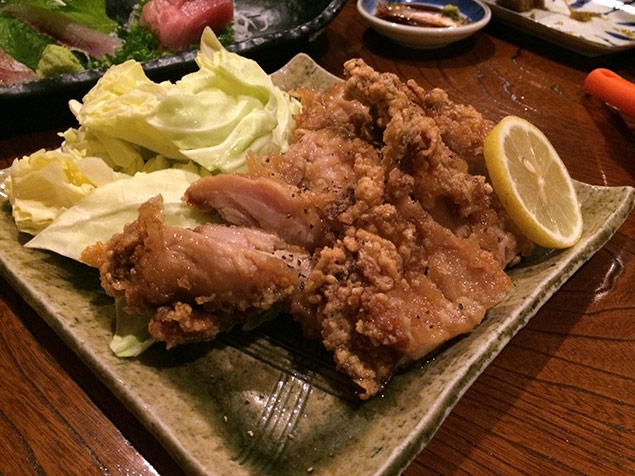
[0,0,347,136]
[1,54,634,476]
[484,0,635,56]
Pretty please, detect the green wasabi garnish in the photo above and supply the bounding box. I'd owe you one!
[443,4,461,21]
[36,44,84,78]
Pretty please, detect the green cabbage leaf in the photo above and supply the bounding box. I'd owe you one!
[109,299,155,358]
[67,27,301,174]
[4,149,123,234]
[25,168,215,262]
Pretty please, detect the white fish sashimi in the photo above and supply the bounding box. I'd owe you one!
[3,4,122,59]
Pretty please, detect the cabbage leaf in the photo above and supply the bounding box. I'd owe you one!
[110,298,155,358]
[4,149,122,235]
[25,168,215,262]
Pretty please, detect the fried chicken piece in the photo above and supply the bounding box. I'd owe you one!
[247,127,386,246]
[343,58,533,267]
[185,174,324,249]
[288,165,510,398]
[406,83,494,170]
[89,62,525,398]
[343,58,492,216]
[180,78,514,397]
[82,195,310,348]
[289,83,376,140]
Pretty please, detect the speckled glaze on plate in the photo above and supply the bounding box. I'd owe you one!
[484,0,635,56]
[1,55,634,476]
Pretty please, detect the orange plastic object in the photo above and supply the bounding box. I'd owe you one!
[584,68,635,118]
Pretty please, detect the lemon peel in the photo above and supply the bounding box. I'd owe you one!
[483,115,583,249]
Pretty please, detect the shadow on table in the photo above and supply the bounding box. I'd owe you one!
[360,26,498,64]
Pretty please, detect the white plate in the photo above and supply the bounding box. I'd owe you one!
[485,0,635,56]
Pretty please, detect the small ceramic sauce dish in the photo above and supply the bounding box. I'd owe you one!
[357,0,491,49]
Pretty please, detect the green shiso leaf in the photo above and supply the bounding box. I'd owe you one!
[0,13,52,70]
[0,0,118,33]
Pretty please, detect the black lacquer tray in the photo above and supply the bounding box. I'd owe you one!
[0,0,347,137]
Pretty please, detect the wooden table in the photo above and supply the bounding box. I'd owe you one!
[1,1,634,474]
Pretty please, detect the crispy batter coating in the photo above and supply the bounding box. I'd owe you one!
[89,60,533,398]
[343,58,533,267]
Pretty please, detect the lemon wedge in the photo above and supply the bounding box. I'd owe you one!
[483,115,583,249]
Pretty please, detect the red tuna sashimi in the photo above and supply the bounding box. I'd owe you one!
[0,49,38,85]
[141,0,234,51]
[2,5,122,59]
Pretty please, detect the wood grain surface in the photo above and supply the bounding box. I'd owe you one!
[1,1,634,474]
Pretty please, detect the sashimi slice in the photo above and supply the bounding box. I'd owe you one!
[0,49,38,85]
[141,0,233,51]
[3,4,122,59]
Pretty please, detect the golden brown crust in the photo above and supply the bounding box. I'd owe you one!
[88,60,532,398]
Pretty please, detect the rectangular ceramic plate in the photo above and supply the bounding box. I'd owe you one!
[484,0,635,56]
[1,55,634,476]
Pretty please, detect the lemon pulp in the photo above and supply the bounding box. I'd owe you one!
[483,115,583,249]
